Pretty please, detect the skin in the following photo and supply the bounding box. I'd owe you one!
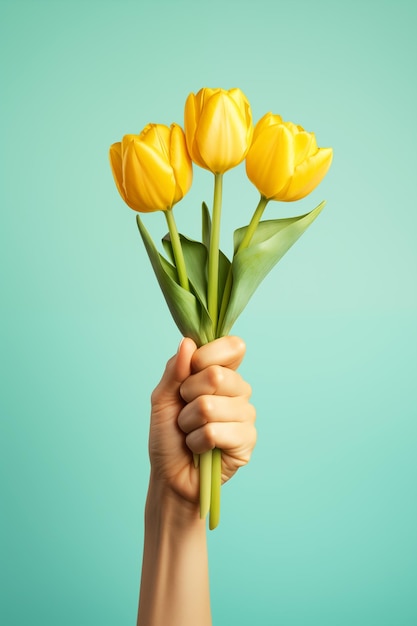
[137,336,257,626]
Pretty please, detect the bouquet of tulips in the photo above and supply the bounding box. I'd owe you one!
[109,87,332,529]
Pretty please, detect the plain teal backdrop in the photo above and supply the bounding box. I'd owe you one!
[1,0,416,624]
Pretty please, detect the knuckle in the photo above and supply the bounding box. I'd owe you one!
[202,422,217,448]
[230,335,246,355]
[196,395,214,421]
[206,365,224,390]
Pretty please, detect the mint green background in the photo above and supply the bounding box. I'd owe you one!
[1,0,416,624]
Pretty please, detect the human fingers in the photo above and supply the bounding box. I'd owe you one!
[151,337,197,407]
[191,336,246,374]
[184,420,257,461]
[178,394,255,434]
[179,366,251,403]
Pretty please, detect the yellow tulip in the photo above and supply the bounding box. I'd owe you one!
[109,123,192,212]
[245,113,333,201]
[184,87,253,174]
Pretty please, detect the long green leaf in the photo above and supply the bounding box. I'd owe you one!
[233,216,302,252]
[163,233,209,310]
[162,231,229,339]
[136,215,211,346]
[219,201,325,336]
[202,202,211,250]
[218,249,231,314]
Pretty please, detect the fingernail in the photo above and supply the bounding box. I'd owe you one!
[177,337,185,353]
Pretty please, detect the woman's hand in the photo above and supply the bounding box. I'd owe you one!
[148,336,257,506]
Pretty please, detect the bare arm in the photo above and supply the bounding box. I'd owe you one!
[137,336,256,626]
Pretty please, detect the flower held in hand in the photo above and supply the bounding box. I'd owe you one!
[109,89,333,530]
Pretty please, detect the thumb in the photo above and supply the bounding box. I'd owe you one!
[152,337,197,405]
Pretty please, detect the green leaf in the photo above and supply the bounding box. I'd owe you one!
[162,230,230,333]
[199,307,215,344]
[202,202,211,250]
[136,215,212,346]
[233,216,302,252]
[200,201,231,317]
[162,233,209,310]
[219,201,326,336]
[218,249,231,313]
[161,234,175,264]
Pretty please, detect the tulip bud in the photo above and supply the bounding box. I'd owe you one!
[245,113,333,201]
[184,87,253,174]
[109,123,192,213]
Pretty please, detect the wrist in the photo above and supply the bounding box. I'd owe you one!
[145,473,204,532]
[139,474,211,626]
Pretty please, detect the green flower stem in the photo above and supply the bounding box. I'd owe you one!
[207,173,223,333]
[218,195,269,333]
[165,208,190,291]
[208,195,268,528]
[199,450,212,519]
[209,447,222,530]
[237,194,269,252]
[201,173,223,525]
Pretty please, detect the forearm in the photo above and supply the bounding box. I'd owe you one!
[137,475,212,626]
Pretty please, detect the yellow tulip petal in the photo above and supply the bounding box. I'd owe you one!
[184,92,207,169]
[142,124,171,161]
[121,146,150,211]
[184,93,197,139]
[228,88,252,124]
[109,142,128,203]
[197,87,219,109]
[123,140,176,212]
[228,87,246,109]
[252,112,283,143]
[246,121,254,148]
[229,88,253,148]
[283,121,300,136]
[196,91,250,173]
[134,141,176,209]
[169,124,192,204]
[307,132,318,157]
[283,147,333,201]
[121,134,137,157]
[246,124,295,199]
[293,131,315,166]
